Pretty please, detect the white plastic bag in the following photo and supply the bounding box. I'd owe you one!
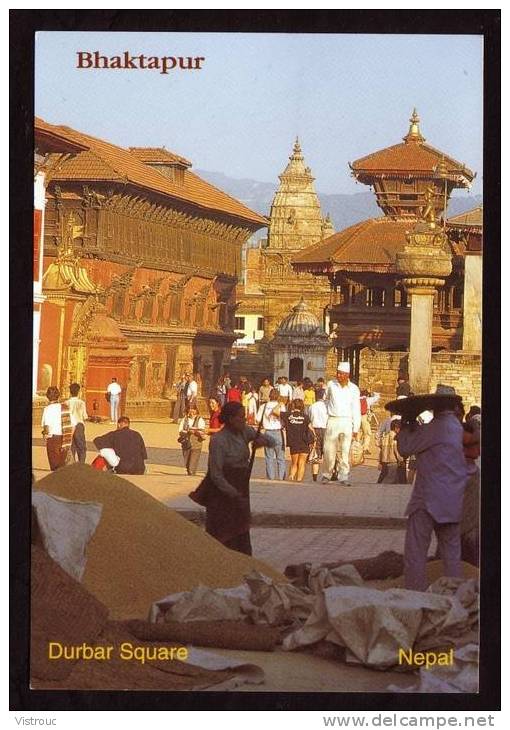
[32,492,103,581]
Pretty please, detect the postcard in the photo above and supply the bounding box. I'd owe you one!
[10,15,500,713]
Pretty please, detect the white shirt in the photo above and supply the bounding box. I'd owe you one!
[67,396,88,427]
[367,392,380,409]
[186,380,198,398]
[308,400,328,429]
[41,403,62,436]
[256,400,283,430]
[107,382,122,396]
[325,379,361,432]
[276,383,293,399]
[178,415,206,433]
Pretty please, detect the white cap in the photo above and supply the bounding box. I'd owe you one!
[337,362,350,374]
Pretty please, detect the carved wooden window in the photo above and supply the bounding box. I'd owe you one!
[112,291,126,318]
[169,292,180,321]
[129,298,138,319]
[393,288,407,307]
[195,300,205,326]
[164,347,177,389]
[257,317,264,331]
[156,296,166,323]
[142,296,153,323]
[234,316,245,331]
[138,358,148,391]
[366,288,385,307]
[453,284,463,309]
[106,212,114,239]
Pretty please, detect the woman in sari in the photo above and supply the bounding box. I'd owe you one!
[202,401,276,555]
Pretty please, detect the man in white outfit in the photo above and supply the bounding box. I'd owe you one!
[107,377,122,423]
[321,362,361,486]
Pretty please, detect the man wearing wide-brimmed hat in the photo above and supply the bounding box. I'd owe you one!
[321,362,361,486]
[387,385,470,591]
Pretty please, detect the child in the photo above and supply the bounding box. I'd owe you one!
[377,420,405,484]
[178,406,206,475]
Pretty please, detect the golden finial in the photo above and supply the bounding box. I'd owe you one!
[404,108,424,143]
[293,136,302,155]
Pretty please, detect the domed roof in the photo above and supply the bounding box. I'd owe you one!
[275,299,326,338]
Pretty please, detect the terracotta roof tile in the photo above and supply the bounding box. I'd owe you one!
[292,218,412,272]
[37,118,267,228]
[352,141,474,181]
[48,150,121,180]
[447,206,483,228]
[35,117,89,153]
[128,147,191,167]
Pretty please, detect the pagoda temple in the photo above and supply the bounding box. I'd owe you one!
[35,117,267,418]
[292,110,476,381]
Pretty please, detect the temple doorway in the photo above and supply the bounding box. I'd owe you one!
[289,357,304,382]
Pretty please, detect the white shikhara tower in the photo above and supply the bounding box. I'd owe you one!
[267,138,325,251]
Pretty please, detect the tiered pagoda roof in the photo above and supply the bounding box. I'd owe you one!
[446,206,483,254]
[292,218,411,274]
[292,111,476,275]
[350,109,474,184]
[447,206,483,231]
[35,117,268,228]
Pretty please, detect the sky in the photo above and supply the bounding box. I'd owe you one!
[35,32,483,196]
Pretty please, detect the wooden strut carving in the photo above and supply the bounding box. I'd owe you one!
[44,186,252,283]
[71,295,103,341]
[102,263,140,298]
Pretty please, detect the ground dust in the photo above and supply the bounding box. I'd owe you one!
[34,463,286,620]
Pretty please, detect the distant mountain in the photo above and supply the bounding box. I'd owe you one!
[196,169,482,233]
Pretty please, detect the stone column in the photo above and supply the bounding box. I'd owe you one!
[462,253,482,351]
[403,280,443,393]
[397,221,452,394]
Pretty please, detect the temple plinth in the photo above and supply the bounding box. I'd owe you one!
[397,218,452,393]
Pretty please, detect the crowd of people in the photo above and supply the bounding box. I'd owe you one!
[175,364,372,485]
[39,369,481,582]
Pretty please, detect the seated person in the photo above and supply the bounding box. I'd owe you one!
[93,416,147,474]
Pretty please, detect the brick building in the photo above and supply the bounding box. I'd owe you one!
[35,118,267,418]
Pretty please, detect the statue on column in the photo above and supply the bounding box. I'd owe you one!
[420,185,437,228]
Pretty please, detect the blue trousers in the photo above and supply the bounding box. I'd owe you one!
[110,394,120,422]
[404,508,462,591]
[264,430,286,480]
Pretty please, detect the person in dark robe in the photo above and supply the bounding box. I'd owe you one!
[93,417,147,475]
[202,401,276,555]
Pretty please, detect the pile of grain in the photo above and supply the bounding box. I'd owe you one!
[34,463,285,620]
[31,545,108,681]
[31,546,236,691]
